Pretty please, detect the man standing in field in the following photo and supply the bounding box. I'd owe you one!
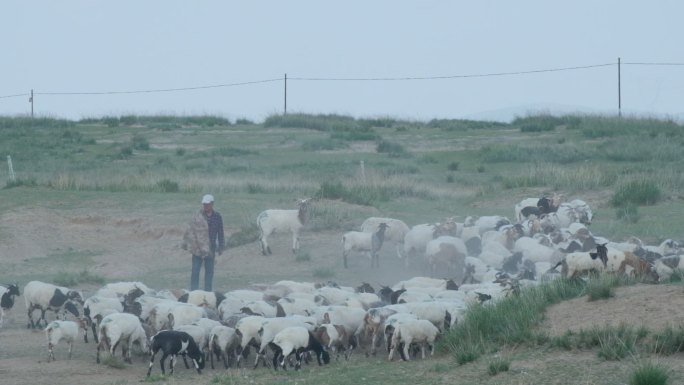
[182,194,225,291]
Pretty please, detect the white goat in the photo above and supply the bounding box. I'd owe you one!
[388,319,439,361]
[257,198,312,255]
[342,222,389,268]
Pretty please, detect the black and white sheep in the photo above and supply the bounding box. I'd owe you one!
[257,198,312,255]
[147,330,205,376]
[24,281,83,329]
[551,243,609,279]
[270,326,330,370]
[0,283,20,327]
[83,295,125,343]
[342,222,390,268]
[45,319,88,361]
[255,315,316,368]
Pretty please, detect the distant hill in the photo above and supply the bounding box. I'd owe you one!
[461,103,683,123]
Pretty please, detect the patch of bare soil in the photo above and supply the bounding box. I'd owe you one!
[542,283,684,336]
[2,205,684,384]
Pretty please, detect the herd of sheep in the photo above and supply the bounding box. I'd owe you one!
[1,194,683,377]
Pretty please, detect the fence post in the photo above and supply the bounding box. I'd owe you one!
[7,155,16,181]
[359,160,366,182]
[30,89,34,118]
[284,73,287,115]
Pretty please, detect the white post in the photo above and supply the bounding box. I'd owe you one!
[7,155,16,181]
[359,160,366,182]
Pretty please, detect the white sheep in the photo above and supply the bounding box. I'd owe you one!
[209,325,240,369]
[235,315,268,366]
[402,219,459,267]
[257,198,312,255]
[178,290,226,310]
[424,235,467,279]
[83,295,124,343]
[270,326,330,370]
[362,304,409,356]
[463,256,500,284]
[45,319,88,361]
[276,297,318,317]
[342,222,390,268]
[101,281,154,298]
[388,318,439,361]
[240,300,278,317]
[654,255,684,282]
[96,312,148,364]
[360,217,410,259]
[255,315,316,368]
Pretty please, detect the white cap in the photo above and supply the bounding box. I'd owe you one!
[201,194,214,204]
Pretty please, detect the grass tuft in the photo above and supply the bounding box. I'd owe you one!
[629,362,669,385]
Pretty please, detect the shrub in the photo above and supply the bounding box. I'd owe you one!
[376,140,408,156]
[487,358,510,375]
[295,252,311,262]
[235,118,254,125]
[629,362,669,385]
[446,174,455,183]
[447,161,459,171]
[155,179,179,193]
[611,180,662,207]
[312,267,335,279]
[131,134,150,150]
[175,147,186,156]
[54,269,106,286]
[227,223,260,248]
[616,204,640,223]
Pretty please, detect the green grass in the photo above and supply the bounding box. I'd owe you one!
[630,362,670,385]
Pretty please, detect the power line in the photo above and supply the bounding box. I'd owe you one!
[34,78,282,96]
[623,62,684,66]
[289,63,616,81]
[0,93,29,99]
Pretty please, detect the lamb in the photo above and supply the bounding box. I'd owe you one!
[96,312,149,364]
[270,326,330,370]
[24,281,83,329]
[0,283,20,327]
[342,222,389,268]
[45,319,88,361]
[360,217,410,259]
[424,235,467,279]
[387,318,440,361]
[209,325,240,369]
[552,243,609,279]
[257,198,312,255]
[147,330,205,376]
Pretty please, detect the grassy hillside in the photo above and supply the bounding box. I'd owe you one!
[1,113,682,242]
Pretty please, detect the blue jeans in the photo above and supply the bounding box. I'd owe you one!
[190,255,215,291]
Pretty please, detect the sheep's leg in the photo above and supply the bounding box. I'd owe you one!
[272,350,280,371]
[168,354,174,375]
[146,349,158,377]
[181,354,190,369]
[343,250,349,268]
[402,342,411,361]
[27,306,34,329]
[48,342,55,362]
[260,234,269,256]
[68,341,73,360]
[91,322,99,344]
[192,357,202,374]
[292,232,299,255]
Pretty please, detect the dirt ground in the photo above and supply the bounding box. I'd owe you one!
[1,206,684,384]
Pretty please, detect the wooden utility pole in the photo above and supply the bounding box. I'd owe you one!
[284,73,287,115]
[617,58,621,117]
[29,89,34,118]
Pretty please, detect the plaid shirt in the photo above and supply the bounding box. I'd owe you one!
[206,210,225,256]
[182,209,225,257]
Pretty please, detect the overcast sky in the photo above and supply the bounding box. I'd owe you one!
[2,1,683,122]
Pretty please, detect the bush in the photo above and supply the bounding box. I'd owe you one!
[227,223,260,248]
[487,358,510,375]
[616,204,640,223]
[131,134,150,150]
[53,269,106,286]
[376,140,408,156]
[447,161,459,171]
[155,179,179,193]
[629,362,669,385]
[611,180,662,207]
[312,268,335,279]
